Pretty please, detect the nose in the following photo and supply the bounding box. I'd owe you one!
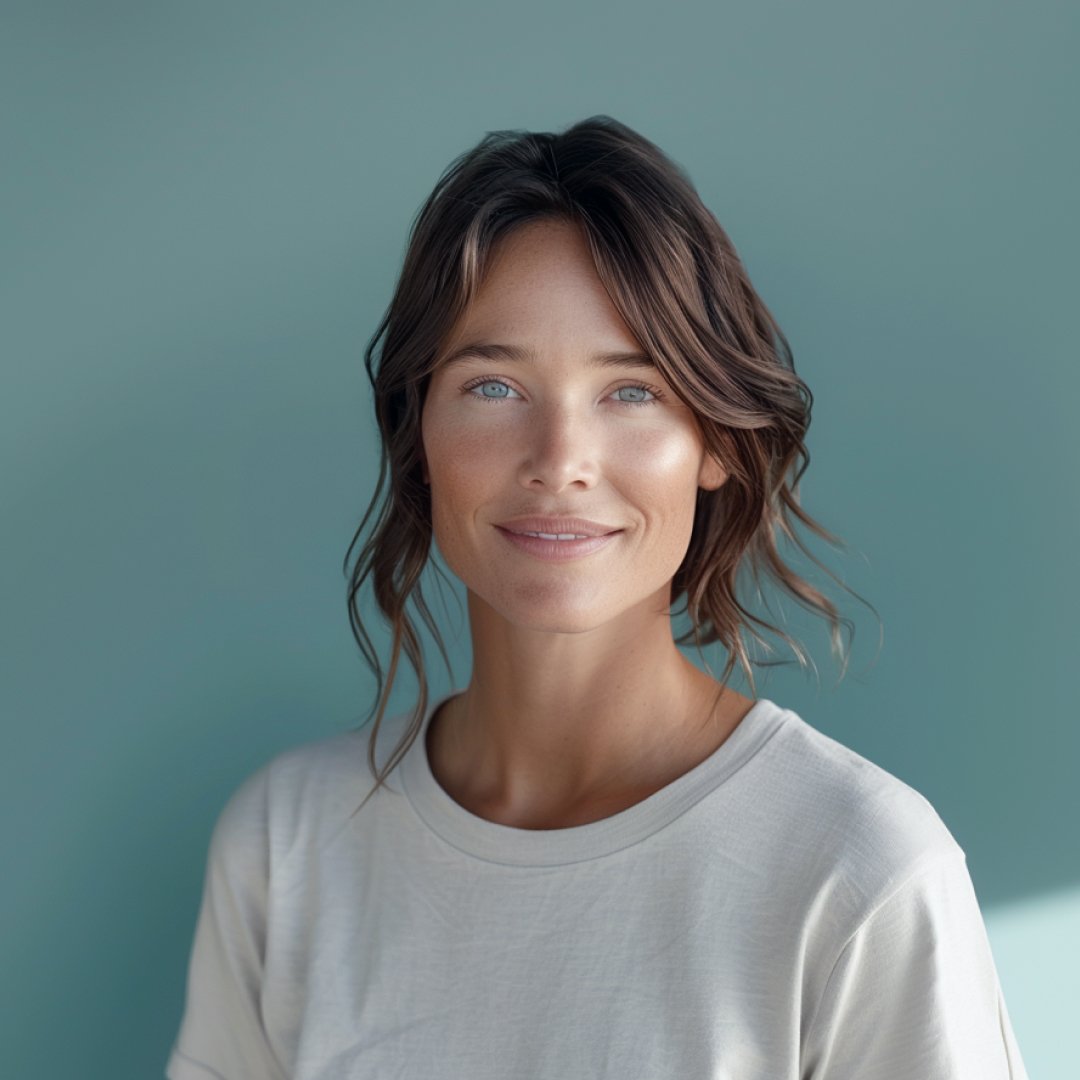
[516,402,602,491]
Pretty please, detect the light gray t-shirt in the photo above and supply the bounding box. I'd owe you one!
[166,694,1029,1079]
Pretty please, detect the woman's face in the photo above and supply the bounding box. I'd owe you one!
[420,217,727,633]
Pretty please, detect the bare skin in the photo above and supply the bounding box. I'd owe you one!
[426,679,757,829]
[419,217,756,831]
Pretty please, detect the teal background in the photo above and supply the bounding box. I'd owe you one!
[2,1,1075,1076]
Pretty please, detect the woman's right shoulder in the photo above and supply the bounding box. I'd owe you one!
[210,705,418,864]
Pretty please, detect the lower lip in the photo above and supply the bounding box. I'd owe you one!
[495,526,622,561]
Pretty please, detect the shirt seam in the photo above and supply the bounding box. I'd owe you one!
[800,845,967,1048]
[403,703,791,868]
[170,1044,231,1079]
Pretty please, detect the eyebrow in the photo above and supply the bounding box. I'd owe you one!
[439,342,658,370]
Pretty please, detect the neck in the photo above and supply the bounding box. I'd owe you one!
[426,590,754,829]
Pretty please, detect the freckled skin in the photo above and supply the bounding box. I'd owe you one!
[422,220,723,628]
[417,217,753,828]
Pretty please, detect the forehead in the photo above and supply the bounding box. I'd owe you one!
[445,219,644,355]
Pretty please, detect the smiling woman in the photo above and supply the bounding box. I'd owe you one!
[417,216,734,701]
[166,116,1030,1080]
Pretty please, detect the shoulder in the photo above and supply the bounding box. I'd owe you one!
[755,704,965,919]
[207,704,418,873]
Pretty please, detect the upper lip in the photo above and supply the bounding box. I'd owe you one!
[495,517,623,537]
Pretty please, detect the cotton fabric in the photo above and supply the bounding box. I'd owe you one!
[166,693,1029,1079]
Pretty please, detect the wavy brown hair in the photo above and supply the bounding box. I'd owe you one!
[342,114,880,814]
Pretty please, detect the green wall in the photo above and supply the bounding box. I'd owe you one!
[2,1,1074,1075]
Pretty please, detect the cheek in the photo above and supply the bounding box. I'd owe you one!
[614,425,703,489]
[618,429,705,554]
[424,395,486,459]
[423,412,493,539]
[427,421,491,494]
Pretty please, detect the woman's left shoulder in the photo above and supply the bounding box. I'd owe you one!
[760,704,965,897]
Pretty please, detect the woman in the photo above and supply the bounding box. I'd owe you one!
[167,116,1029,1079]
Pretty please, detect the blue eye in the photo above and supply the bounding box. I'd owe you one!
[466,379,513,402]
[612,384,657,407]
[462,378,662,408]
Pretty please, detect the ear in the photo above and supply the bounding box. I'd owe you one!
[698,450,727,492]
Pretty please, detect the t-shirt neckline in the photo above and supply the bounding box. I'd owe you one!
[401,690,790,866]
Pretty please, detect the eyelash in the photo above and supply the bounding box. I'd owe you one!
[460,377,664,409]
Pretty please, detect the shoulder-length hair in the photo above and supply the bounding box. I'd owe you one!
[343,114,878,813]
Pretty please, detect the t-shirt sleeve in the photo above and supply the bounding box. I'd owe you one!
[165,763,289,1080]
[800,849,1029,1080]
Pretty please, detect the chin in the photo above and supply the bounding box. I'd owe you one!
[479,594,631,636]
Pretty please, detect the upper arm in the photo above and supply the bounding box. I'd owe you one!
[166,764,290,1080]
[800,850,1029,1080]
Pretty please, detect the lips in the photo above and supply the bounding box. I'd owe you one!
[494,517,622,537]
[495,525,621,562]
